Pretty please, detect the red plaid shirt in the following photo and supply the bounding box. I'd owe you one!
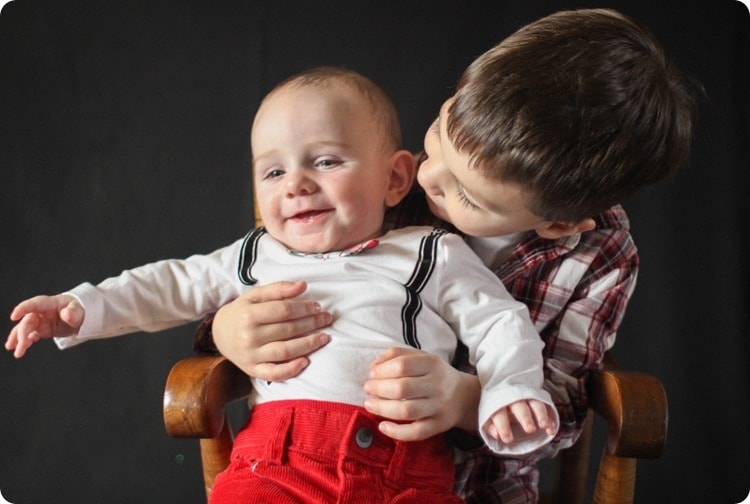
[386,185,638,503]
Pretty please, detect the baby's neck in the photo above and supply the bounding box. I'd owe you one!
[285,236,381,259]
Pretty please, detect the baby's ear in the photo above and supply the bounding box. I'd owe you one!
[535,218,596,239]
[384,150,416,207]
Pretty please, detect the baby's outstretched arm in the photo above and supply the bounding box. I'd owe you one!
[486,399,558,444]
[5,294,84,358]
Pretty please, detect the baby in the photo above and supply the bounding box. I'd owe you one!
[7,67,557,502]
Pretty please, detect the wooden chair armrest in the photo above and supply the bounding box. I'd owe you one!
[589,359,668,459]
[163,356,252,439]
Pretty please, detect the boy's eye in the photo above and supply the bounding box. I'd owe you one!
[430,117,440,138]
[456,184,480,210]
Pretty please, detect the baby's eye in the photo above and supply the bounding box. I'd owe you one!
[263,168,285,180]
[314,157,341,169]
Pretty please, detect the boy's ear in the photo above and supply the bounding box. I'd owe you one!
[384,150,417,207]
[534,218,596,239]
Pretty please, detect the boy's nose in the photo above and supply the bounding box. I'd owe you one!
[417,157,444,196]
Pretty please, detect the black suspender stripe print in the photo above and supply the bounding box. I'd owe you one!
[238,227,267,285]
[401,228,445,349]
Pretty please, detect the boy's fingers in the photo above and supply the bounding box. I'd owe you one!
[369,395,434,421]
[256,299,329,326]
[253,310,332,343]
[369,348,430,378]
[253,357,311,382]
[259,332,330,363]
[363,374,433,402]
[241,281,308,303]
[376,418,440,442]
[370,346,409,366]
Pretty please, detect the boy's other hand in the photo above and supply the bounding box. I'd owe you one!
[212,281,332,381]
[5,294,84,358]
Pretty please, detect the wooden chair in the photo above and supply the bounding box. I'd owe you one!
[163,352,667,503]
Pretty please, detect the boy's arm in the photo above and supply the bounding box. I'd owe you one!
[539,264,638,454]
[207,281,332,381]
[5,294,84,358]
[495,222,640,461]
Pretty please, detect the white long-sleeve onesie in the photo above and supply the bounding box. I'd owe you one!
[59,226,557,455]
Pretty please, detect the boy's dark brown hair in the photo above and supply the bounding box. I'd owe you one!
[448,8,697,222]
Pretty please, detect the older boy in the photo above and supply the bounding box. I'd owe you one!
[203,9,696,503]
[7,67,558,502]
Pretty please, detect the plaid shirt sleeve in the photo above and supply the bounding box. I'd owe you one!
[453,206,640,503]
[193,313,220,356]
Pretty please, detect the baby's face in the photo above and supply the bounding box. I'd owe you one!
[252,84,394,253]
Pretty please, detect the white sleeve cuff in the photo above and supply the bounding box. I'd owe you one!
[478,386,560,456]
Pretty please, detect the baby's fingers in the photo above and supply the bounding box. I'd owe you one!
[12,334,38,358]
[489,408,513,443]
[508,401,537,434]
[6,314,41,358]
[5,326,20,351]
[10,296,52,321]
[60,299,85,330]
[529,401,558,435]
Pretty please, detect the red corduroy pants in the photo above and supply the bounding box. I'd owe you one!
[209,400,464,503]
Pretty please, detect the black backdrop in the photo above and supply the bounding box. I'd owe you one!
[1,1,747,502]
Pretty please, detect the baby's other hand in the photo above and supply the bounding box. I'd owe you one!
[486,399,558,444]
[5,294,84,358]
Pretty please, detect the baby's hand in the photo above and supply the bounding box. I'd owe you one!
[486,399,558,444]
[5,294,84,358]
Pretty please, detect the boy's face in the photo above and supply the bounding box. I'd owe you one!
[252,84,397,253]
[418,98,549,238]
